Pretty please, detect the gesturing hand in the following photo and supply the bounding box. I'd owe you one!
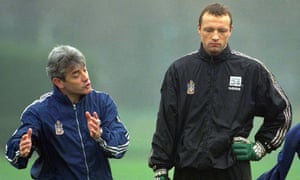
[85,111,102,139]
[19,128,32,158]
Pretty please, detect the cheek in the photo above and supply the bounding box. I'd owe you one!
[224,35,231,43]
[225,32,232,39]
[199,32,207,41]
[218,33,229,41]
[201,35,210,44]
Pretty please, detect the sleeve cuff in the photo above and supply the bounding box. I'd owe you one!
[154,168,168,177]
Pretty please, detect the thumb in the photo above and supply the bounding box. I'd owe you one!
[27,128,32,139]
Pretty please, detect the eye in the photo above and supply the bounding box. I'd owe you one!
[203,27,214,33]
[71,69,81,78]
[72,72,80,78]
[218,28,228,33]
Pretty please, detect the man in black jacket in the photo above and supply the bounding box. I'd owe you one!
[149,3,292,180]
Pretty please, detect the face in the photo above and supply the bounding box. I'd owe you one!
[198,12,232,55]
[53,64,92,103]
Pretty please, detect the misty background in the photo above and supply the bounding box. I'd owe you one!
[1,0,299,177]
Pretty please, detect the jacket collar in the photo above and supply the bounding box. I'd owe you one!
[198,43,231,63]
[52,86,74,105]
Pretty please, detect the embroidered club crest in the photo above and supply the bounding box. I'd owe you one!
[55,120,64,135]
[187,80,195,95]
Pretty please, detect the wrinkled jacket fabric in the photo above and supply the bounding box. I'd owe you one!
[6,86,129,180]
[149,45,292,170]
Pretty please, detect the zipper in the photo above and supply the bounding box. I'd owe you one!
[207,56,215,128]
[73,104,90,180]
[208,56,214,103]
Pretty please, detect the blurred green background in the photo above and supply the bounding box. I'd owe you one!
[1,0,299,179]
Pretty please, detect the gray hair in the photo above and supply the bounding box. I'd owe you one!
[46,45,86,80]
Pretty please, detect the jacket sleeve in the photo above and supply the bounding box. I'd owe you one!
[97,95,129,159]
[256,123,300,180]
[148,65,178,170]
[254,65,292,153]
[5,107,40,169]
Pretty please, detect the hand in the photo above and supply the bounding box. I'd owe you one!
[232,137,266,161]
[86,111,102,139]
[19,128,32,158]
[154,169,170,180]
[154,175,170,180]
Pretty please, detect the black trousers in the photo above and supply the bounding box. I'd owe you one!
[173,161,251,180]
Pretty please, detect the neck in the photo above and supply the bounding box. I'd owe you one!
[67,94,83,104]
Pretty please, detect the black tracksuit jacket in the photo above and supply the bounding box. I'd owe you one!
[149,45,292,170]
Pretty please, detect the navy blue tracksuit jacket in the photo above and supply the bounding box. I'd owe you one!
[5,86,129,180]
[257,123,300,180]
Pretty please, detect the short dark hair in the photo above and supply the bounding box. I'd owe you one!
[198,3,232,26]
[46,45,86,80]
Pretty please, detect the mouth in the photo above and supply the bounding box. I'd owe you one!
[84,82,91,89]
[209,43,220,47]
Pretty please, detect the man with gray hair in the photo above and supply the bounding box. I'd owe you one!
[5,45,129,180]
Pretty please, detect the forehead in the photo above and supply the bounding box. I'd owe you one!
[201,12,231,28]
[65,64,85,74]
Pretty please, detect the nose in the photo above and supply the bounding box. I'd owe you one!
[212,31,219,41]
[81,71,89,82]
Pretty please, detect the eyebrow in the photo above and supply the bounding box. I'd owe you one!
[71,65,85,73]
[72,69,80,75]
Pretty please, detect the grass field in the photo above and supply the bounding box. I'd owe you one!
[1,109,299,180]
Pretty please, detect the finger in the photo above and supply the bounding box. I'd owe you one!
[85,111,92,122]
[87,121,100,138]
[21,128,32,141]
[93,112,98,119]
[27,128,32,139]
[20,138,30,146]
[20,146,31,157]
[21,134,27,141]
[19,139,32,157]
[93,112,101,126]
[90,128,97,136]
[20,143,31,152]
[88,120,99,130]
[87,118,97,133]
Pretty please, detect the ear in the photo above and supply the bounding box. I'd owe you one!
[197,24,201,34]
[52,78,64,89]
[228,25,233,38]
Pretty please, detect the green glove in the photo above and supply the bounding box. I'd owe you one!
[154,169,170,180]
[232,137,266,161]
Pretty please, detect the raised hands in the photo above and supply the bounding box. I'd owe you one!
[19,128,32,158]
[85,111,102,139]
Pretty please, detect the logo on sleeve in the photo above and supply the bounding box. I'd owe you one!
[187,80,195,95]
[55,120,64,135]
[228,76,242,91]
